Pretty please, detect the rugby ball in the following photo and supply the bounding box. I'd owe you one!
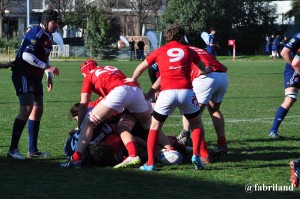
[159,150,183,165]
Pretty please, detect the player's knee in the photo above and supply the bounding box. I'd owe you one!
[87,111,104,126]
[285,92,298,100]
[118,118,135,132]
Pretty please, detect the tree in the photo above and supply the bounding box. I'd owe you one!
[161,0,277,55]
[0,0,24,37]
[285,0,300,18]
[124,0,166,36]
[85,6,120,52]
[45,0,84,31]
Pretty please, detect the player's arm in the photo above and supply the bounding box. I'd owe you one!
[280,47,292,65]
[0,61,14,69]
[22,52,59,75]
[145,76,161,100]
[292,50,300,74]
[131,60,150,81]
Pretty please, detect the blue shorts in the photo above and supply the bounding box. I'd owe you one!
[284,68,300,89]
[12,72,43,97]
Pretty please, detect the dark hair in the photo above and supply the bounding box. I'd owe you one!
[165,24,185,42]
[70,103,80,118]
[210,27,216,32]
[41,9,59,28]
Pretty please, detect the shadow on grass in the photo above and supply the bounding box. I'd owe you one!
[0,156,299,199]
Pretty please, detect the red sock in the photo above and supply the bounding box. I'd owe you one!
[217,136,227,146]
[147,129,159,165]
[73,151,83,162]
[200,140,209,158]
[192,128,202,156]
[126,141,138,157]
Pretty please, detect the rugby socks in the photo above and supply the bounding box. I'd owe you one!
[147,129,159,165]
[28,120,40,153]
[73,151,83,162]
[217,136,227,146]
[9,118,26,150]
[200,140,209,158]
[125,141,138,157]
[271,106,288,132]
[191,128,202,156]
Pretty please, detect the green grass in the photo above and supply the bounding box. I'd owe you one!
[0,57,300,198]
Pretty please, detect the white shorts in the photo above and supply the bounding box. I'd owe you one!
[193,72,228,104]
[154,89,200,116]
[101,85,149,113]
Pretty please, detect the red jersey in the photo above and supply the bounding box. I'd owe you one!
[146,41,200,91]
[189,46,227,81]
[81,66,139,97]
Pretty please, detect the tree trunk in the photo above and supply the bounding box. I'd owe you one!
[0,15,3,38]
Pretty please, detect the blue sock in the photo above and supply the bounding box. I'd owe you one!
[10,118,26,150]
[28,120,40,153]
[270,106,288,132]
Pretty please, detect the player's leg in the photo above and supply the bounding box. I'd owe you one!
[269,86,298,138]
[8,96,33,160]
[207,100,228,156]
[114,113,141,168]
[186,114,205,170]
[8,74,35,160]
[139,115,165,171]
[61,102,116,168]
[139,90,173,171]
[179,89,205,170]
[27,98,48,158]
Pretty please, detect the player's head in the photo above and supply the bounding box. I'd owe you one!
[210,27,216,34]
[41,9,59,33]
[80,59,98,77]
[165,24,185,43]
[70,102,79,117]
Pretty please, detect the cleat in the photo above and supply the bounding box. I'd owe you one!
[7,148,25,160]
[27,151,51,158]
[60,156,82,169]
[191,155,204,170]
[210,145,228,157]
[176,130,191,146]
[201,156,212,165]
[140,164,155,171]
[113,156,141,169]
[290,159,300,187]
[269,131,280,139]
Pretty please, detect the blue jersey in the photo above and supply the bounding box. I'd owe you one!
[12,25,53,77]
[207,34,216,56]
[284,32,300,70]
[64,122,114,157]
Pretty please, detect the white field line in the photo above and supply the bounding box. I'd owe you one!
[163,115,300,127]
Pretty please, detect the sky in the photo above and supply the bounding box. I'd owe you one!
[272,0,294,24]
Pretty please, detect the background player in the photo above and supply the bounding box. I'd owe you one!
[268,32,300,139]
[7,9,60,160]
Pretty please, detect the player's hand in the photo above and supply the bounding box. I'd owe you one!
[204,66,212,74]
[49,66,60,76]
[47,76,53,91]
[125,77,136,83]
[0,61,14,69]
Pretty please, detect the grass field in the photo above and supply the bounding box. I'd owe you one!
[1,57,300,198]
